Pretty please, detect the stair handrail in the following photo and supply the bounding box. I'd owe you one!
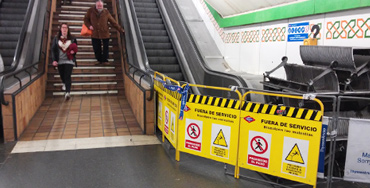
[0,0,50,106]
[1,0,36,75]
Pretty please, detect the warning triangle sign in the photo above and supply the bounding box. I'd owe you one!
[213,129,228,147]
[285,143,304,164]
[171,120,174,131]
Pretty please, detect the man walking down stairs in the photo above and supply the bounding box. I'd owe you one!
[83,0,125,66]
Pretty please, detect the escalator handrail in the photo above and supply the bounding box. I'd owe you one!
[116,1,154,100]
[120,32,154,101]
[124,0,151,71]
[1,0,36,75]
[0,54,45,105]
[168,0,249,91]
[0,0,50,106]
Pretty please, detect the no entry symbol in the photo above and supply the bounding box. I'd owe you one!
[187,123,200,139]
[251,136,268,154]
[165,110,169,125]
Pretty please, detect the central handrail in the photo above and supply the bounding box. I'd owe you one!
[1,0,36,75]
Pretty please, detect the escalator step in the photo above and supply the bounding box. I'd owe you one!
[4,0,29,2]
[1,57,14,67]
[0,27,22,34]
[139,23,165,30]
[0,34,20,41]
[141,30,167,36]
[0,14,26,20]
[144,43,172,50]
[0,8,27,14]
[134,7,159,13]
[133,0,156,3]
[148,57,178,64]
[164,73,183,81]
[146,49,175,57]
[1,2,29,9]
[138,18,162,24]
[133,2,157,8]
[150,64,181,73]
[136,12,161,19]
[0,49,16,57]
[0,20,24,27]
[0,42,18,49]
[142,36,170,43]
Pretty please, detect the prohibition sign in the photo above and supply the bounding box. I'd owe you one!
[165,110,169,124]
[187,123,200,139]
[250,136,268,154]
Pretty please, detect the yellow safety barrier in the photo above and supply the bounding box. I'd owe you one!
[154,79,181,148]
[177,84,242,177]
[236,91,323,188]
[153,75,324,186]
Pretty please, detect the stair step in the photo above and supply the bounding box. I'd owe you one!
[47,0,125,94]
[48,78,122,83]
[51,90,119,95]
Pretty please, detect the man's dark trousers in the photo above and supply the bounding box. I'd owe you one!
[91,38,109,63]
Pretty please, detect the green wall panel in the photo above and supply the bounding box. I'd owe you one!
[205,0,370,28]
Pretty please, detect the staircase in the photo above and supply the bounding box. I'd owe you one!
[47,0,124,96]
[0,0,29,71]
[133,0,184,81]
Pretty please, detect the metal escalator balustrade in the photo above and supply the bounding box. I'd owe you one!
[0,0,30,71]
[133,0,185,81]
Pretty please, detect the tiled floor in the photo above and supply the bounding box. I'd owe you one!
[20,95,143,141]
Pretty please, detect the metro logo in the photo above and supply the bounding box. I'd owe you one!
[244,116,255,123]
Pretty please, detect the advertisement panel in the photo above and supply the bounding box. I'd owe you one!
[344,118,370,183]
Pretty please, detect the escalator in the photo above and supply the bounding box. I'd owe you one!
[0,0,29,71]
[120,0,249,98]
[133,0,185,81]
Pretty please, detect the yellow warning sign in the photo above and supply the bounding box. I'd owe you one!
[213,130,228,147]
[285,144,305,164]
[282,163,306,177]
[171,121,175,132]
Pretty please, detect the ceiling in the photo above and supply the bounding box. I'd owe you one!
[205,0,304,18]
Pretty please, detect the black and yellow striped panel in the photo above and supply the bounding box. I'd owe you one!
[241,101,322,121]
[154,80,182,100]
[187,94,240,110]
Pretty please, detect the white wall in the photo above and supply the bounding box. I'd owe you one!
[193,0,370,79]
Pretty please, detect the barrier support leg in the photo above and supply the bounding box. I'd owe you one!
[234,166,239,179]
[162,134,165,142]
[175,149,180,161]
